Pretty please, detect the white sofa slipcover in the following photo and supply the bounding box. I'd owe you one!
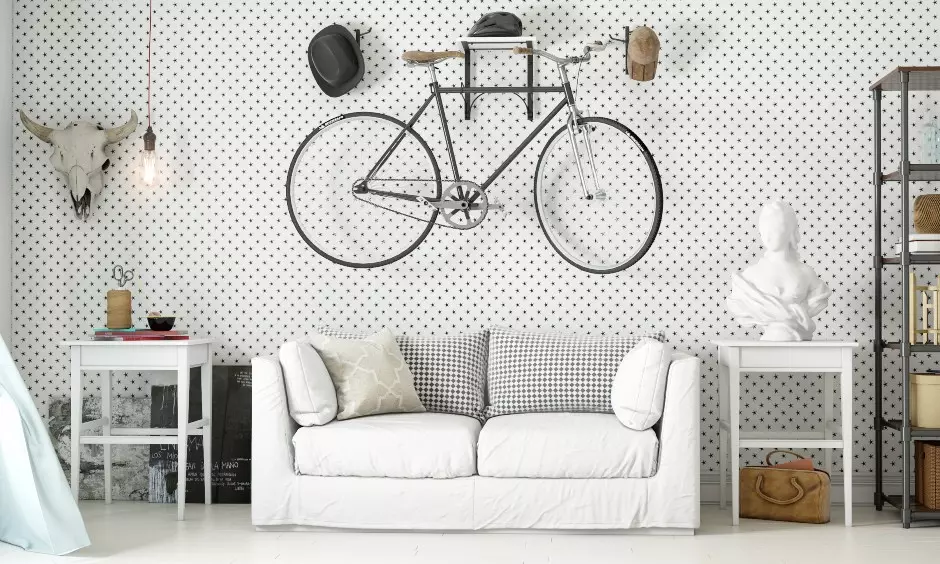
[477,413,659,479]
[292,412,480,478]
[252,351,701,532]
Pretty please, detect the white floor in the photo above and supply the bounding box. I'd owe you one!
[2,503,939,563]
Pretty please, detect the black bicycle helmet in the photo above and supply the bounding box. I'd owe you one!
[468,12,523,37]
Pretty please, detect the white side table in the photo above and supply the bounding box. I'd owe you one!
[62,338,214,520]
[714,340,858,527]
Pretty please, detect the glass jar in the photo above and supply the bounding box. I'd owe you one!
[922,118,940,163]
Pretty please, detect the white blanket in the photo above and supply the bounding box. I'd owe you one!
[0,335,89,555]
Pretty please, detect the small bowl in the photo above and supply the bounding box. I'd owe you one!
[147,316,176,331]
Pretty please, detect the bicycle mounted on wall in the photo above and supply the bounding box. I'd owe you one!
[287,32,662,274]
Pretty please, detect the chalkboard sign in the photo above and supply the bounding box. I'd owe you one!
[149,366,251,503]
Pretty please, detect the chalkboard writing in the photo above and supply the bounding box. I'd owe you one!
[149,366,251,503]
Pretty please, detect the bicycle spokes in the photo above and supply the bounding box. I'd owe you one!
[286,114,441,268]
[535,117,662,274]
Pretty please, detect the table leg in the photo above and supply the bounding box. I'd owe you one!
[177,348,190,521]
[102,370,112,504]
[824,372,834,474]
[718,353,729,509]
[721,431,730,509]
[70,347,82,501]
[729,357,741,526]
[201,359,212,504]
[841,349,854,527]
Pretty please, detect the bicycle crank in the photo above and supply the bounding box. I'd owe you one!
[438,181,488,229]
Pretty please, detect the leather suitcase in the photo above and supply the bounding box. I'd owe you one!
[740,451,830,524]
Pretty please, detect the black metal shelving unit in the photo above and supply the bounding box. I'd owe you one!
[872,66,940,528]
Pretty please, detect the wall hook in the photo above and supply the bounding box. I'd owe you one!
[355,27,373,47]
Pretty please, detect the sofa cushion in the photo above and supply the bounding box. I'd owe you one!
[319,328,488,421]
[309,329,425,420]
[485,328,665,417]
[278,340,337,426]
[477,413,659,478]
[611,339,673,430]
[292,413,481,478]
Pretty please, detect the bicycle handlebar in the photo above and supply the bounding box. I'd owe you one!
[512,37,614,66]
[511,46,564,63]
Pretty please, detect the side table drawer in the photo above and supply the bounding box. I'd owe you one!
[739,346,844,370]
[80,345,178,369]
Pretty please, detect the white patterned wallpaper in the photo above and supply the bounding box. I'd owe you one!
[11,0,940,477]
[1,0,12,343]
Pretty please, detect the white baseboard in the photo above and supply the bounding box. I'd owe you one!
[699,473,904,506]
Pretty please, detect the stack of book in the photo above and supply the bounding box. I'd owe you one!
[93,328,189,341]
[895,234,940,254]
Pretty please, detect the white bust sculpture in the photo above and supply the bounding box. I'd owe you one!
[727,200,832,341]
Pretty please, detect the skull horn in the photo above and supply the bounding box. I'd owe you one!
[105,111,138,144]
[19,111,55,144]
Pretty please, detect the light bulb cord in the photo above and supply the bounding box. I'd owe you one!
[147,0,152,128]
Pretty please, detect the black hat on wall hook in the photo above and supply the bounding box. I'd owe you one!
[308,24,368,97]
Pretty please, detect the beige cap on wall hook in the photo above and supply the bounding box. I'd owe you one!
[627,26,660,81]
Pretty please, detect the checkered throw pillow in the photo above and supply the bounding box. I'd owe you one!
[316,328,488,421]
[485,328,666,418]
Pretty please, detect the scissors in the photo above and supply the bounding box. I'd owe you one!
[112,265,135,288]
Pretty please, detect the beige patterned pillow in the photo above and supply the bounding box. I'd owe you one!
[309,328,425,420]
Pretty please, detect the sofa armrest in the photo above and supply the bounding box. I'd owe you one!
[649,351,701,528]
[251,355,298,524]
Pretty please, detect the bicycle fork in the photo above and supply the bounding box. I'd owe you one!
[559,66,605,200]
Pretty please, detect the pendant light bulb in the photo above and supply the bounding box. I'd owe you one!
[139,0,158,187]
[138,126,158,186]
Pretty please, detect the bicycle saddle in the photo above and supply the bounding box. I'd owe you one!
[401,50,464,65]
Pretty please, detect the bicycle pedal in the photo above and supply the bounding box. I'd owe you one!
[487,201,505,212]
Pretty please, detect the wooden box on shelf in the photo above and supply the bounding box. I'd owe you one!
[916,442,940,510]
[912,373,940,428]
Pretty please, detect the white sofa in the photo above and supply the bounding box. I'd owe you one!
[251,348,701,533]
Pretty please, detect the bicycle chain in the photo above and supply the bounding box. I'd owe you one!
[360,178,456,184]
[350,178,469,230]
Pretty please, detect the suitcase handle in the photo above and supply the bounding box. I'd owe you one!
[765,449,807,466]
[755,475,805,505]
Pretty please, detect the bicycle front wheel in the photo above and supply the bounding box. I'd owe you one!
[287,113,441,268]
[534,117,662,274]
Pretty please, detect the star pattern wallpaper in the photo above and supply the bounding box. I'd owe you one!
[10,0,940,478]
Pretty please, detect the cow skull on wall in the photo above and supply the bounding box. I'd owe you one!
[20,110,138,221]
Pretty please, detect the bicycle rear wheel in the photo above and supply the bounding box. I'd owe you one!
[534,117,662,274]
[286,113,441,268]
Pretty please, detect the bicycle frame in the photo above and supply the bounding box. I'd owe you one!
[359,65,577,201]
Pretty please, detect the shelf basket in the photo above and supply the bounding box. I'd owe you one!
[916,442,940,509]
